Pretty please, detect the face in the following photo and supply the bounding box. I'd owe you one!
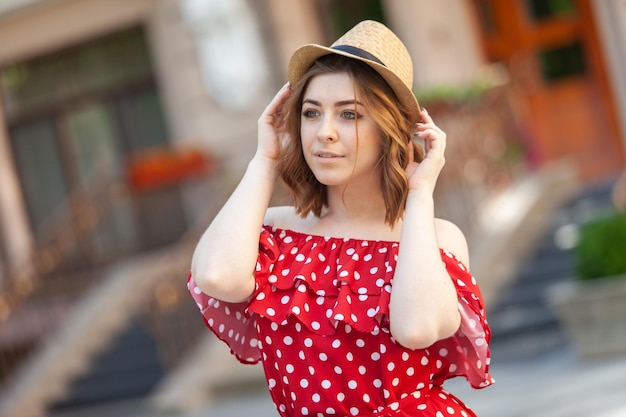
[300,72,382,188]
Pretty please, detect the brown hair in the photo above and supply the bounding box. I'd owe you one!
[278,54,424,226]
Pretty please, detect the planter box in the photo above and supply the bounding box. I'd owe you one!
[547,275,626,359]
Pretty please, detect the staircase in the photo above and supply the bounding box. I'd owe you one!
[487,176,617,360]
[49,322,164,411]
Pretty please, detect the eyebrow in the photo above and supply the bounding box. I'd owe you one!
[302,98,364,107]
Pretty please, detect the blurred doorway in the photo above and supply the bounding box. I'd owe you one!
[474,0,624,180]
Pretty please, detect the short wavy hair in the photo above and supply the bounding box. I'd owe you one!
[277,54,424,226]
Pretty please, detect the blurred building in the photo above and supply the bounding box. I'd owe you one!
[0,1,624,416]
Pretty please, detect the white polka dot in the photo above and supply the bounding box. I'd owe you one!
[304,338,313,347]
[370,267,378,274]
[321,380,331,389]
[421,356,429,366]
[312,393,321,402]
[311,321,321,330]
[332,339,341,348]
[447,406,455,414]
[286,364,294,373]
[300,379,309,388]
[387,362,395,371]
[281,295,290,304]
[326,407,336,414]
[265,308,276,316]
[348,380,357,389]
[350,407,359,416]
[407,367,415,376]
[392,378,400,386]
[336,393,345,401]
[319,352,328,361]
[358,365,366,375]
[334,366,343,374]
[363,393,370,402]
[373,379,382,388]
[295,254,305,262]
[371,352,380,361]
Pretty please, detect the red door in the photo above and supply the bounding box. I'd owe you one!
[473,0,624,181]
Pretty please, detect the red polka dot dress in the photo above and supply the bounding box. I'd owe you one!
[188,226,494,416]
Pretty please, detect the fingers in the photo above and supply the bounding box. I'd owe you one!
[413,108,446,155]
[261,83,291,122]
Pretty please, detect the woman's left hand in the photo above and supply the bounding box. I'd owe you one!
[406,108,447,195]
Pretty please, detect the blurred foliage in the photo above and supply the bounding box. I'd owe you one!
[415,81,495,105]
[575,212,626,281]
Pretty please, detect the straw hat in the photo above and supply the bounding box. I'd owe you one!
[288,20,421,122]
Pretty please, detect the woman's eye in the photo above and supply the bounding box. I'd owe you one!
[342,111,359,120]
[302,109,319,118]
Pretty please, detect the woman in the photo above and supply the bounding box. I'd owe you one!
[189,20,493,416]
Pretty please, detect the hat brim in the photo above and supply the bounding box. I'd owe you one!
[287,44,421,122]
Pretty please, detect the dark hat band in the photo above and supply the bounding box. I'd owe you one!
[331,45,385,67]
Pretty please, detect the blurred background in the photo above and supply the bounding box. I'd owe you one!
[0,1,625,416]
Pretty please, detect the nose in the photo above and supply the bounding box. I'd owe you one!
[317,116,338,143]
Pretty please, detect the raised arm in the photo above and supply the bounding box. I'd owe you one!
[191,83,292,302]
[390,109,463,349]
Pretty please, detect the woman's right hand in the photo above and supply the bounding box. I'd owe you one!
[256,82,292,160]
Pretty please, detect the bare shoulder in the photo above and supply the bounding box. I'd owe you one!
[264,206,306,229]
[435,218,470,268]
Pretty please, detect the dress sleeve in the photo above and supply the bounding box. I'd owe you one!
[186,227,279,364]
[432,250,495,389]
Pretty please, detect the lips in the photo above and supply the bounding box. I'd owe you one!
[314,151,343,158]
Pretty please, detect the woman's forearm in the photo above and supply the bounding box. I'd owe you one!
[389,191,461,349]
[191,155,277,302]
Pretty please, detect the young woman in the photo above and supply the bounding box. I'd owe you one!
[189,20,493,417]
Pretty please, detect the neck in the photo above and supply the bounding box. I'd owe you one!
[324,182,386,223]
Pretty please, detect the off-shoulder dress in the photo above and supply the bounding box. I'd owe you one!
[188,225,494,417]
